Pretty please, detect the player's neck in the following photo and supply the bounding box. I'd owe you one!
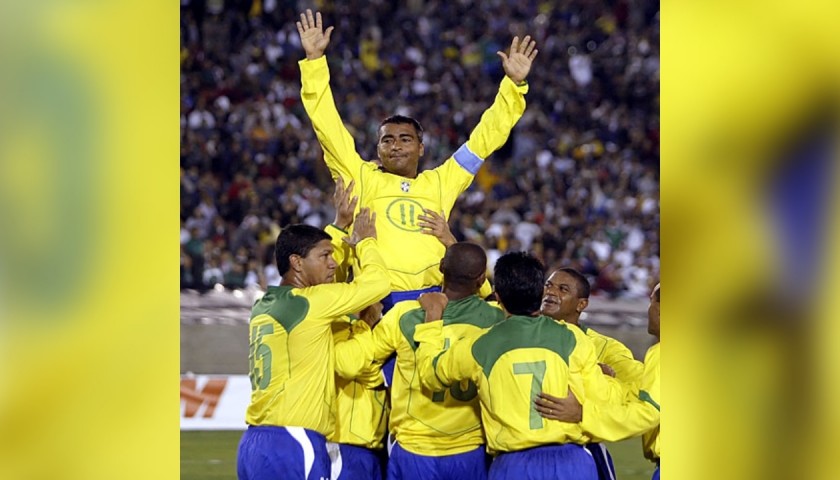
[442,287,473,302]
[280,274,308,289]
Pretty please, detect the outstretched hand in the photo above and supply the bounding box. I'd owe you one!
[333,177,358,230]
[343,208,376,247]
[296,9,333,60]
[417,209,456,248]
[497,35,538,85]
[534,389,583,423]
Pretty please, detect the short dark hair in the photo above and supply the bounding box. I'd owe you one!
[274,224,331,275]
[556,267,591,299]
[494,252,545,315]
[380,115,424,140]
[441,242,486,290]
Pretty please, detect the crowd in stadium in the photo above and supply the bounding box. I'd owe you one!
[180,0,659,299]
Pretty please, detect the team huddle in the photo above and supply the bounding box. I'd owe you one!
[235,10,660,480]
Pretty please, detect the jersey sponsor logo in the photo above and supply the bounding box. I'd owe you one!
[385,198,424,232]
[181,378,228,418]
[400,181,410,192]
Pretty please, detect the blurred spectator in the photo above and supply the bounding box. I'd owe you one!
[180,0,659,298]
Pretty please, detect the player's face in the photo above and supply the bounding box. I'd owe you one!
[377,123,423,178]
[541,271,586,323]
[299,239,337,286]
[647,283,660,337]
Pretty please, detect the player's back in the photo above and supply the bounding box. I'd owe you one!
[245,285,337,435]
[470,315,590,453]
[330,317,389,449]
[387,295,504,455]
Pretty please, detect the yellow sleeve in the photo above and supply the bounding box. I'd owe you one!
[334,306,402,378]
[325,223,353,283]
[414,320,480,391]
[579,344,660,442]
[302,237,390,323]
[299,56,366,182]
[434,76,529,208]
[334,321,375,379]
[600,336,644,387]
[563,327,626,442]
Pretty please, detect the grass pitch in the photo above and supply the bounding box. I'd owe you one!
[181,430,655,479]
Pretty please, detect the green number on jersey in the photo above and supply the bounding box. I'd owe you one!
[249,324,274,390]
[513,360,547,429]
[432,337,478,403]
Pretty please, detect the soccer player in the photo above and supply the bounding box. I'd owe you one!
[413,252,619,480]
[236,211,390,480]
[536,282,661,480]
[336,242,504,480]
[540,267,644,479]
[330,302,390,480]
[296,9,537,311]
[326,178,389,480]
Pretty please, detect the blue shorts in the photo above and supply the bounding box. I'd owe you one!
[328,443,384,480]
[652,465,660,480]
[237,425,330,480]
[388,442,489,480]
[489,444,597,480]
[584,443,616,480]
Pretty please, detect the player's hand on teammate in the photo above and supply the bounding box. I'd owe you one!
[497,35,538,85]
[359,302,384,329]
[418,209,456,248]
[418,292,449,323]
[333,177,358,230]
[343,208,376,246]
[296,9,333,60]
[534,389,583,423]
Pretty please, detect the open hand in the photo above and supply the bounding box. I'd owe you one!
[343,208,376,247]
[497,35,538,85]
[418,209,456,248]
[534,389,583,423]
[296,9,333,60]
[333,177,358,230]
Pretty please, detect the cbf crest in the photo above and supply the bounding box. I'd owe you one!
[400,181,410,192]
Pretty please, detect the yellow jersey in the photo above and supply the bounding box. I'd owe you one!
[300,56,528,292]
[578,342,660,458]
[337,296,504,455]
[415,315,622,454]
[244,238,390,435]
[581,324,644,387]
[329,316,389,449]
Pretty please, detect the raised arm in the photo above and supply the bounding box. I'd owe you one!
[305,209,389,320]
[437,36,539,204]
[297,9,365,182]
[325,177,358,282]
[296,9,333,61]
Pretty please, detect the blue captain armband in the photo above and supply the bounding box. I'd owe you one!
[453,144,484,175]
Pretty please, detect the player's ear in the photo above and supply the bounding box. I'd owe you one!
[476,271,486,290]
[289,254,304,273]
[419,142,425,157]
[576,298,589,313]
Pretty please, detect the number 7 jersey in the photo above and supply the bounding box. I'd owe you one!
[415,315,620,454]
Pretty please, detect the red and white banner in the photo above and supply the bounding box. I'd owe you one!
[180,375,250,430]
